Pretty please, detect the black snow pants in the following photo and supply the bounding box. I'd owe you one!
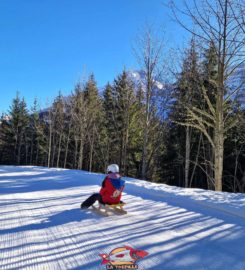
[81,193,104,208]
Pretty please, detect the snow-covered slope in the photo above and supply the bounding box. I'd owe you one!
[0,166,245,270]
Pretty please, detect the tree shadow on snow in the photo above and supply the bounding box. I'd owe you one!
[0,166,104,194]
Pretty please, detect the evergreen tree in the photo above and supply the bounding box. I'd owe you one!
[52,92,65,167]
[83,74,103,172]
[127,85,145,177]
[29,99,46,165]
[170,38,203,187]
[112,71,136,174]
[1,93,29,164]
[223,108,245,192]
[103,83,116,169]
[72,83,87,169]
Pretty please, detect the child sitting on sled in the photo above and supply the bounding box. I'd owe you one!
[81,164,125,209]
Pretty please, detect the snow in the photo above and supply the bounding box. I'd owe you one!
[0,166,245,270]
[127,70,165,91]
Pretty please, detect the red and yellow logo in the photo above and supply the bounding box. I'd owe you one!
[99,245,148,269]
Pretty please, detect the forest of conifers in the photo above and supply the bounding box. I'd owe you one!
[0,0,244,193]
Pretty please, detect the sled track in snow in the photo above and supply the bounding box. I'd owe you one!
[0,166,245,270]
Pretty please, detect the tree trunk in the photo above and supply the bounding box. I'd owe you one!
[47,116,52,168]
[25,136,28,164]
[142,87,150,179]
[214,85,224,191]
[36,140,39,165]
[56,133,62,168]
[78,136,84,170]
[17,135,22,165]
[190,133,202,187]
[89,129,95,172]
[63,125,71,168]
[214,112,224,191]
[123,124,129,175]
[185,126,191,187]
[29,133,34,165]
[51,134,56,167]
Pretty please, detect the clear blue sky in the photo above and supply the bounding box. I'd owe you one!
[0,0,187,114]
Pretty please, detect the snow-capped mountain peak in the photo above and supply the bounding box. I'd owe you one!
[127,70,165,90]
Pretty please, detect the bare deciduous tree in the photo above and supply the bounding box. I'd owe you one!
[169,0,245,191]
[133,24,166,179]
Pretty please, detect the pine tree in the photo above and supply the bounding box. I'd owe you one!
[1,93,29,164]
[171,38,202,187]
[224,108,245,192]
[51,93,65,167]
[83,74,102,171]
[70,83,87,170]
[29,99,46,165]
[103,83,116,168]
[127,85,145,177]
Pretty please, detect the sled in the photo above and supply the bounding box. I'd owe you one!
[91,205,110,217]
[92,202,127,216]
[103,202,127,214]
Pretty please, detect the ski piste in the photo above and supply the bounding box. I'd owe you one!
[1,166,245,269]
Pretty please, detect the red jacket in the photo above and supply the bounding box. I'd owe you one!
[99,173,125,204]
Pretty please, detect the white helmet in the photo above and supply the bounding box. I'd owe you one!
[107,164,119,173]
